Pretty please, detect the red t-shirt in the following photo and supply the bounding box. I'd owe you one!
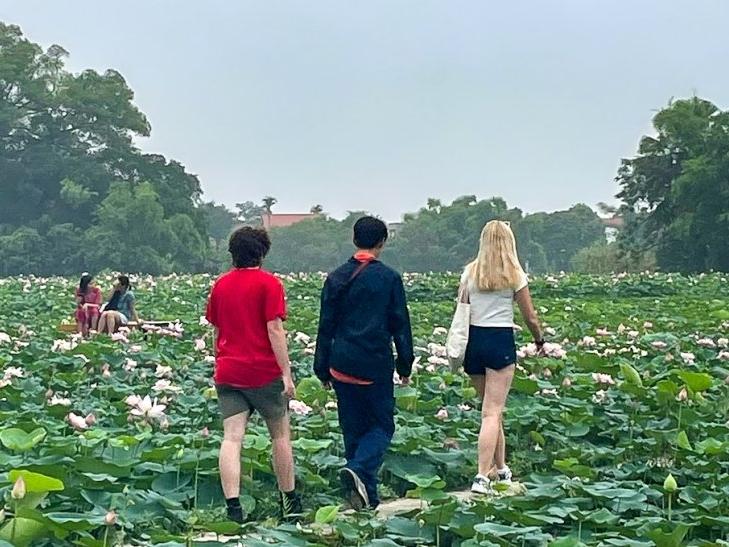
[205,268,287,388]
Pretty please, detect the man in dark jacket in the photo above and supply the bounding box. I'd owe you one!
[314,216,414,510]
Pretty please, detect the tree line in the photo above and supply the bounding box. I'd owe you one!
[1,23,726,275]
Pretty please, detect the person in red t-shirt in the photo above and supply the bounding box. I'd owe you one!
[206,227,301,522]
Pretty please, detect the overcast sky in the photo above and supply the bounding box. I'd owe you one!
[3,1,728,220]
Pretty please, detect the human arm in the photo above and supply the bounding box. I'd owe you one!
[388,275,415,379]
[267,318,295,398]
[313,278,336,385]
[515,286,543,345]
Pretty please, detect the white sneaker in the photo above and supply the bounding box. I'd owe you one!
[470,474,493,495]
[496,466,513,484]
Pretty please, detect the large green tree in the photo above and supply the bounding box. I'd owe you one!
[617,97,729,272]
[0,22,208,275]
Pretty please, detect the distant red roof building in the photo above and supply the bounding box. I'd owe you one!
[601,215,625,229]
[261,213,318,230]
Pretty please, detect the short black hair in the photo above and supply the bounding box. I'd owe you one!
[229,226,271,267]
[118,275,131,289]
[353,216,388,249]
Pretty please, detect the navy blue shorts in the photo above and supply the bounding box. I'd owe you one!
[463,326,517,374]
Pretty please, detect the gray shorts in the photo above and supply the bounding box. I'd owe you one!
[216,378,287,421]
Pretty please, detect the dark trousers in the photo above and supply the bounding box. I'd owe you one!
[333,379,395,507]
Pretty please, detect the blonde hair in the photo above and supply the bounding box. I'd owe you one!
[466,220,525,291]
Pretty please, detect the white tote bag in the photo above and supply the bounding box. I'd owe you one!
[446,283,470,372]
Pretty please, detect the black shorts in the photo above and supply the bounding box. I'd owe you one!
[463,326,517,374]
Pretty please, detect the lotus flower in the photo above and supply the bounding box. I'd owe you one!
[592,389,608,404]
[105,511,117,526]
[294,332,311,344]
[67,412,89,431]
[325,401,338,410]
[677,388,688,402]
[617,324,626,334]
[580,336,596,347]
[125,394,142,407]
[432,327,448,336]
[457,403,472,411]
[11,476,26,500]
[651,341,668,350]
[129,395,167,421]
[155,365,173,378]
[592,373,615,385]
[111,332,129,343]
[199,315,210,326]
[561,377,572,388]
[124,358,138,372]
[427,343,447,358]
[152,379,182,394]
[718,338,728,348]
[194,338,206,351]
[129,344,142,353]
[643,321,653,329]
[596,328,610,336]
[85,413,97,426]
[49,394,71,406]
[3,367,23,379]
[435,408,449,420]
[0,332,11,345]
[200,427,210,438]
[680,352,695,364]
[289,399,312,416]
[697,338,716,348]
[719,351,729,362]
[540,388,559,397]
[544,327,557,336]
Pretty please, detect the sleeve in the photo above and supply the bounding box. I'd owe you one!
[313,277,336,383]
[93,288,102,305]
[516,271,529,292]
[388,274,415,378]
[264,278,287,322]
[205,284,218,327]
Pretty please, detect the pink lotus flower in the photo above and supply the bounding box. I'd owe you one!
[628,330,639,338]
[0,332,11,345]
[541,388,559,397]
[718,351,729,361]
[289,400,312,416]
[697,338,716,348]
[617,324,626,334]
[152,379,182,394]
[677,388,688,402]
[49,394,71,406]
[105,511,117,526]
[561,377,572,388]
[457,403,472,411]
[111,332,129,343]
[200,427,210,438]
[199,316,210,326]
[592,373,615,385]
[194,338,206,351]
[651,341,668,350]
[718,338,728,348]
[435,408,449,420]
[294,332,311,344]
[680,352,695,364]
[129,344,142,353]
[124,358,138,372]
[544,327,557,336]
[596,328,610,337]
[67,412,89,431]
[85,413,97,426]
[427,343,447,358]
[325,401,338,410]
[542,368,553,379]
[643,322,653,329]
[427,355,448,367]
[155,365,173,378]
[125,394,142,407]
[580,336,596,347]
[432,327,448,337]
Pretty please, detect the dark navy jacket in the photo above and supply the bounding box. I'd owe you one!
[313,258,414,384]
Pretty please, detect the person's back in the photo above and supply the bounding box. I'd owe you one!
[318,258,411,383]
[207,268,285,387]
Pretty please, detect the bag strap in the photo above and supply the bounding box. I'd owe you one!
[458,281,470,304]
[333,260,372,322]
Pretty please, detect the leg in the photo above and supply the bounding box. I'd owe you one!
[470,374,506,473]
[219,411,249,499]
[477,365,515,477]
[97,312,107,334]
[264,414,295,492]
[333,382,368,462]
[347,382,395,507]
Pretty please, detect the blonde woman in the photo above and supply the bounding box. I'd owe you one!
[461,220,543,494]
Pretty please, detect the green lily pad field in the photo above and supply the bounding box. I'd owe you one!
[0,272,728,546]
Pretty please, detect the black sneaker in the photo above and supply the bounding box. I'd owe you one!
[279,491,302,521]
[226,504,246,524]
[339,468,369,510]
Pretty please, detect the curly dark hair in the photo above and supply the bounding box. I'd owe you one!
[229,227,271,268]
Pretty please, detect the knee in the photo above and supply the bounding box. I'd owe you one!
[481,405,502,420]
[223,431,244,444]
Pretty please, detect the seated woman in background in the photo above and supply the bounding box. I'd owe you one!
[75,273,102,336]
[98,275,140,334]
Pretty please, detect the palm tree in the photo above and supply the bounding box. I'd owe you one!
[262,196,277,215]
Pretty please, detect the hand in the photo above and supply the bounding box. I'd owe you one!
[282,374,296,399]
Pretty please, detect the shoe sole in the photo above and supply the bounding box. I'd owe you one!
[339,468,368,510]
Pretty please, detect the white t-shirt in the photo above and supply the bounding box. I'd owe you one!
[460,269,528,328]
